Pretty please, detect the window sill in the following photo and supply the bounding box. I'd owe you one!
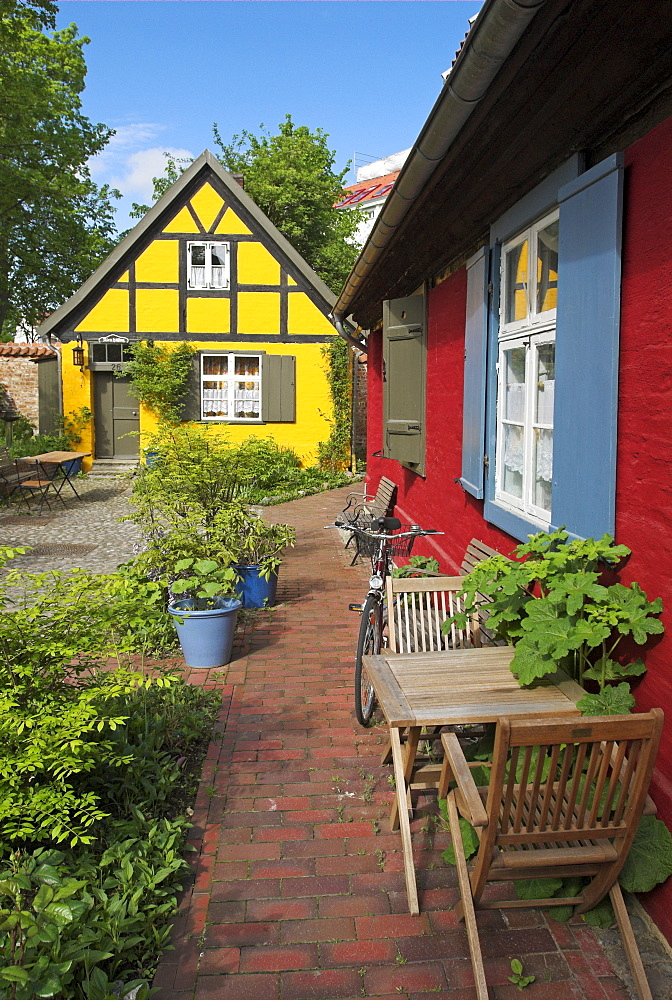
[199,419,266,425]
[484,497,550,543]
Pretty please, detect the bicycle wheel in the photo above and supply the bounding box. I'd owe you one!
[354,593,383,726]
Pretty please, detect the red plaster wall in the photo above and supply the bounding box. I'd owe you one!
[366,114,672,937]
[615,115,672,934]
[366,269,517,573]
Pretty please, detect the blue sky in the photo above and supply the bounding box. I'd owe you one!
[57,1,483,231]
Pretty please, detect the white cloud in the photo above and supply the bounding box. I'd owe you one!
[87,123,195,230]
[109,146,195,202]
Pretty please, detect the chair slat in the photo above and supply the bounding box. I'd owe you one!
[443,710,663,1000]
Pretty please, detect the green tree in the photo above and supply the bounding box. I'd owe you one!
[0,0,119,337]
[131,118,364,292]
[214,115,362,290]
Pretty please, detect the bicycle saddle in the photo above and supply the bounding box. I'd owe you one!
[374,516,401,532]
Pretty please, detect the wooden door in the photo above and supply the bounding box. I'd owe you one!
[93,374,139,458]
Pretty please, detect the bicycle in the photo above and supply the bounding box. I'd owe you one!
[333,516,442,726]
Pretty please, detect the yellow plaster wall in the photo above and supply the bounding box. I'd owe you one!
[189,182,224,232]
[186,297,230,334]
[215,208,251,235]
[237,242,281,286]
[163,206,198,234]
[287,292,335,337]
[75,290,129,333]
[237,292,281,335]
[135,289,180,333]
[139,339,333,466]
[135,240,179,284]
[61,344,95,472]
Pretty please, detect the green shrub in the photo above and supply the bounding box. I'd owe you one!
[8,408,92,460]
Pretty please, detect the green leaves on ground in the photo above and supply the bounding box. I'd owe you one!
[619,815,672,893]
[0,546,220,995]
[509,958,535,990]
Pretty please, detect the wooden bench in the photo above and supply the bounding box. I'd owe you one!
[386,537,504,655]
[0,446,28,500]
[341,475,397,526]
[341,476,397,563]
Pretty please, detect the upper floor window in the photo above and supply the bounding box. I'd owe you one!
[187,241,230,289]
[201,353,261,421]
[496,211,558,524]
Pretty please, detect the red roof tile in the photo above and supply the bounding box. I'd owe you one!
[336,172,400,208]
[0,344,57,358]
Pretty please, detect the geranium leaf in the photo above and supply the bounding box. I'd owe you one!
[577,683,635,717]
[441,817,479,865]
[510,642,558,686]
[619,815,672,893]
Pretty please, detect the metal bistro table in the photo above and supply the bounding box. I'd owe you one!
[362,646,584,914]
[20,451,91,500]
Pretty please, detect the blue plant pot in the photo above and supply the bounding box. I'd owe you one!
[144,451,160,468]
[233,565,279,609]
[62,457,83,477]
[168,596,241,668]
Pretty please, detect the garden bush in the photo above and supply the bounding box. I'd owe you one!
[138,424,353,512]
[7,409,91,460]
[0,549,218,998]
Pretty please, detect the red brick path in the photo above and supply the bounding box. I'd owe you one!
[153,486,631,1000]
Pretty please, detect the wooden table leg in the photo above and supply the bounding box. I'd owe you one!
[390,725,421,831]
[389,726,421,915]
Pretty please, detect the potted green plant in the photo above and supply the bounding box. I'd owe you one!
[443,528,663,715]
[222,503,296,608]
[131,514,241,669]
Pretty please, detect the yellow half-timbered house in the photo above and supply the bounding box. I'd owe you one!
[38,150,339,470]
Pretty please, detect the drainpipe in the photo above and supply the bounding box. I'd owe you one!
[329,312,366,352]
[332,0,546,332]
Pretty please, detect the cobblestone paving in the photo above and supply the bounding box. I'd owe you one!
[0,473,141,574]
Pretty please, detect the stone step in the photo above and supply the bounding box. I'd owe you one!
[87,459,140,478]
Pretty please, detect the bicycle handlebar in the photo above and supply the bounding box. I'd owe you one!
[330,520,443,539]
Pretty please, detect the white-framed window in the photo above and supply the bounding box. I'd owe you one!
[495,210,558,524]
[187,241,230,289]
[201,353,262,422]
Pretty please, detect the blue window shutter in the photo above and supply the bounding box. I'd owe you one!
[551,153,624,539]
[461,247,490,498]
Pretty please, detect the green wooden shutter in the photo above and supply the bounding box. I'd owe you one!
[180,351,202,421]
[262,354,296,422]
[383,292,426,474]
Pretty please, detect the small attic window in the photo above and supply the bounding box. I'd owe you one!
[188,241,230,290]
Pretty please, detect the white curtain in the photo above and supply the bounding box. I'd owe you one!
[535,429,553,482]
[190,266,206,288]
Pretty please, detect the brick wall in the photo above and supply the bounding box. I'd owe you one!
[353,353,367,463]
[0,357,39,427]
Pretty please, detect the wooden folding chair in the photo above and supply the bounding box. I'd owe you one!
[439,709,664,1000]
[12,458,64,514]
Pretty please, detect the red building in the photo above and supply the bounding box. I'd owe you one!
[333,0,672,939]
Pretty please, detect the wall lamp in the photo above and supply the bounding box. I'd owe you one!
[72,333,85,370]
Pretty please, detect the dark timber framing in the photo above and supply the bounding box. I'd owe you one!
[38,149,336,343]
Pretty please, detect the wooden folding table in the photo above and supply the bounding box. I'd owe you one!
[362,646,584,914]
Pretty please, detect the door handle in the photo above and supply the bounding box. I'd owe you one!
[132,411,138,416]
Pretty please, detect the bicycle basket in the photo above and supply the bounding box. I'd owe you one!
[388,525,418,557]
[354,522,418,559]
